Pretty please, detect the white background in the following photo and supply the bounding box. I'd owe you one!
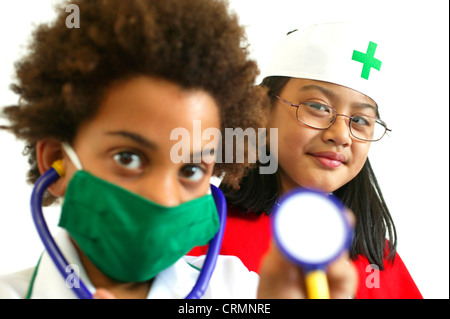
[0,0,448,299]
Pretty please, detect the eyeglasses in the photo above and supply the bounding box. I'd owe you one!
[275,95,391,142]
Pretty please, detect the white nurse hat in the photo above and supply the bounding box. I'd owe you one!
[262,22,385,105]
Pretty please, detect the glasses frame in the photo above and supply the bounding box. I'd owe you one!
[275,95,392,142]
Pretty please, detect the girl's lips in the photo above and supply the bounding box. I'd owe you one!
[309,152,347,169]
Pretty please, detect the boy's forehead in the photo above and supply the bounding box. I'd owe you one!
[77,76,221,147]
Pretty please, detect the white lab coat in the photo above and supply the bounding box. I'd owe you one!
[0,230,259,299]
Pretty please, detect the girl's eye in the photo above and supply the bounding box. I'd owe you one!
[304,102,331,114]
[113,152,143,170]
[179,165,206,182]
[351,115,371,126]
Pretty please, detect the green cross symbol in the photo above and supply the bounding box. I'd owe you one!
[352,41,382,80]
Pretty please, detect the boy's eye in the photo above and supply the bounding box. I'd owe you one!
[179,165,205,182]
[113,152,143,170]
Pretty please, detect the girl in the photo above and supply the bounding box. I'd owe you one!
[190,22,422,299]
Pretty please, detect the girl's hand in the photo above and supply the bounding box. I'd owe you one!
[258,208,358,299]
[257,240,358,299]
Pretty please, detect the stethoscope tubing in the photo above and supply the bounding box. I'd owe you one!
[31,167,226,299]
[31,167,93,299]
[185,184,226,299]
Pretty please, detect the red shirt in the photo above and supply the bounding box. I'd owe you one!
[189,206,423,299]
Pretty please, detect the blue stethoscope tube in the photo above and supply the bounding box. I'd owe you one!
[31,166,226,299]
[185,184,226,299]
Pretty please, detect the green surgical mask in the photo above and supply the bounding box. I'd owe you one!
[59,144,219,283]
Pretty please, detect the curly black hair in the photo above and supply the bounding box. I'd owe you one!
[1,0,267,205]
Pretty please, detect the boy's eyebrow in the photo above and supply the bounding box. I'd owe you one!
[194,148,215,157]
[106,131,156,150]
[184,148,215,163]
[299,84,378,113]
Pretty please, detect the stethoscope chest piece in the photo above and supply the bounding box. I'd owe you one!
[272,188,351,272]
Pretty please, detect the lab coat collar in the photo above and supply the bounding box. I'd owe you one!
[28,229,200,299]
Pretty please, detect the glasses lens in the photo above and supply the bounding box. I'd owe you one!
[350,115,386,141]
[297,102,335,129]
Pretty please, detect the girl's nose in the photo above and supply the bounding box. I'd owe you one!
[321,115,352,147]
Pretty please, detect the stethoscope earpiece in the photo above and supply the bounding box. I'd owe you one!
[51,159,65,177]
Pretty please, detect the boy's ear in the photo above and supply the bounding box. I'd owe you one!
[36,139,68,197]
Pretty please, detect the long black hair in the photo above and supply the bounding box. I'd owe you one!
[221,76,397,270]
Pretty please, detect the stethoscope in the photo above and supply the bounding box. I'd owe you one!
[271,188,352,299]
[30,160,226,299]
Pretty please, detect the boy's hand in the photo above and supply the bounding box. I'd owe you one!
[93,288,117,299]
